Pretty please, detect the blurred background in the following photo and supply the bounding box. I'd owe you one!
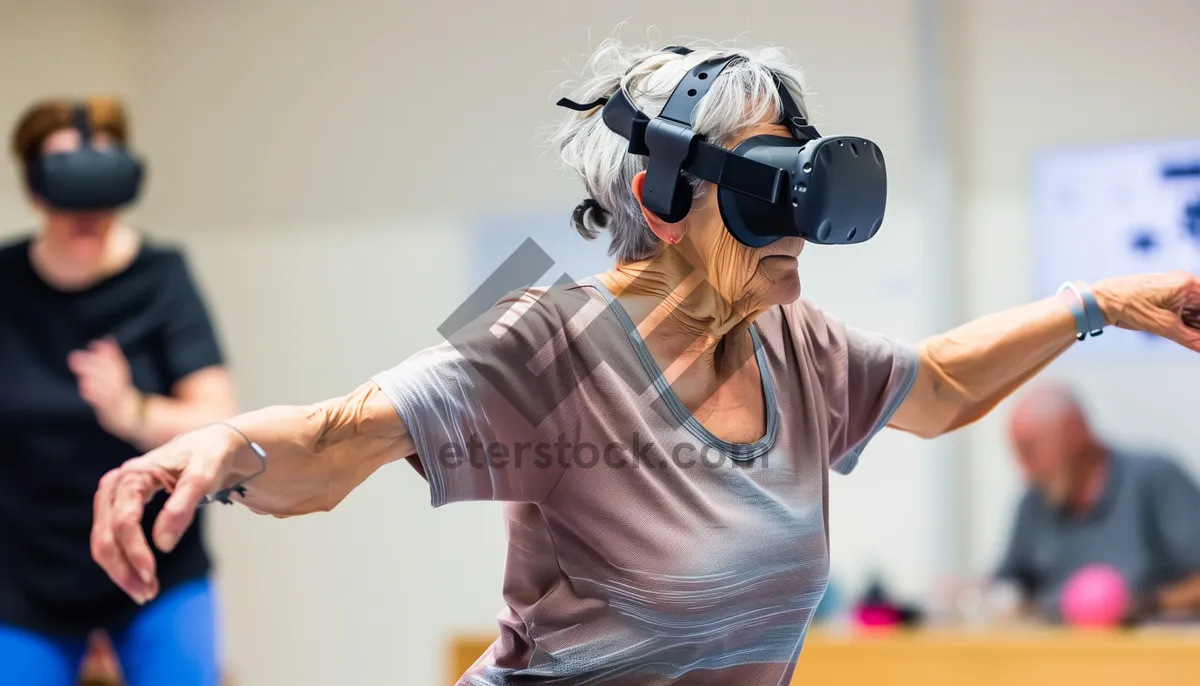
[2,0,1199,684]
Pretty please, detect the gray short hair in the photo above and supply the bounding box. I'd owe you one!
[549,39,811,263]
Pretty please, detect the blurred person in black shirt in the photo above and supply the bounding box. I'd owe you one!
[0,96,235,685]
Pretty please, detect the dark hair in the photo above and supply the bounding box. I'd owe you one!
[571,197,608,241]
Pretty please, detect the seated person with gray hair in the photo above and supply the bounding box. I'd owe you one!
[996,384,1200,622]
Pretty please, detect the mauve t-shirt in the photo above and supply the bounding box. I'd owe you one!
[373,279,919,685]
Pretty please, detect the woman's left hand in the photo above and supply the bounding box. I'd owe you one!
[1094,271,1200,351]
[68,336,144,441]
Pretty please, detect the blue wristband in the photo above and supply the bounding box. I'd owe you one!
[1057,281,1106,340]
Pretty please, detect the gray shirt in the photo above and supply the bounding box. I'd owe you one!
[373,280,919,685]
[996,451,1200,619]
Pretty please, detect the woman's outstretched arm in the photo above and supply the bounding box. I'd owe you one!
[889,272,1200,438]
[91,381,412,604]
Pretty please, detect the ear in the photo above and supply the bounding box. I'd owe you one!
[631,171,682,245]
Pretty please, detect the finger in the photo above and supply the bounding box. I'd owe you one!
[91,337,122,359]
[1168,322,1200,352]
[69,354,109,380]
[78,382,99,403]
[110,468,170,600]
[77,382,115,408]
[1181,307,1200,330]
[75,363,119,391]
[78,377,119,399]
[67,350,95,374]
[92,470,150,602]
[154,468,217,553]
[77,377,107,397]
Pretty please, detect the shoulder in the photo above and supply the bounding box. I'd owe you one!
[447,283,607,348]
[407,282,614,380]
[376,284,607,423]
[135,239,190,274]
[1122,451,1189,484]
[755,299,839,347]
[125,239,202,294]
[756,299,886,371]
[497,284,595,324]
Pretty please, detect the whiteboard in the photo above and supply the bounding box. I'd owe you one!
[1032,139,1200,361]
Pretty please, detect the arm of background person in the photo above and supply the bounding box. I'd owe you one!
[129,366,237,451]
[993,493,1040,599]
[1146,457,1200,615]
[131,251,237,450]
[889,272,1200,438]
[990,492,1052,621]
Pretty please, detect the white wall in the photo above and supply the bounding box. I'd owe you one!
[956,0,1200,574]
[126,1,931,684]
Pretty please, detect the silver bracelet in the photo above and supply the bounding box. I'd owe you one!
[199,421,268,507]
[1057,281,1106,340]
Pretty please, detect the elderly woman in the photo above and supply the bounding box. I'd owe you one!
[1,97,234,685]
[92,42,1200,685]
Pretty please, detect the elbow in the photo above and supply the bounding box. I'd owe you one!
[905,346,972,440]
[174,366,239,423]
[208,384,239,421]
[907,408,963,440]
[911,423,951,441]
[920,404,989,439]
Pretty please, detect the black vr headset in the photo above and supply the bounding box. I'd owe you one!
[26,103,144,212]
[558,46,887,247]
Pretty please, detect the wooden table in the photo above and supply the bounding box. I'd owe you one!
[449,628,1200,685]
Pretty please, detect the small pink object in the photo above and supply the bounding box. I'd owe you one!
[855,604,901,628]
[1060,564,1130,628]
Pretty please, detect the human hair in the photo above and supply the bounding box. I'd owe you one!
[549,39,810,263]
[9,96,131,181]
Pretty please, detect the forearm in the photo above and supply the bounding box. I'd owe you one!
[211,382,411,516]
[1156,572,1200,615]
[91,381,413,601]
[129,393,235,452]
[899,295,1079,436]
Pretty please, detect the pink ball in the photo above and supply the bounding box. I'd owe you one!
[1060,564,1130,628]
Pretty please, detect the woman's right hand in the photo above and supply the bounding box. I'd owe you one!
[91,422,242,604]
[92,384,414,604]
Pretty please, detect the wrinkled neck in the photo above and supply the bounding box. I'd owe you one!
[598,247,759,378]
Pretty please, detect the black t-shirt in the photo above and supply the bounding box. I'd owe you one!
[0,235,222,635]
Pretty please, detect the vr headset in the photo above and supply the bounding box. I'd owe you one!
[558,46,887,247]
[26,103,144,212]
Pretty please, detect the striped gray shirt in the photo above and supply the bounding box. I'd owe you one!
[374,280,919,685]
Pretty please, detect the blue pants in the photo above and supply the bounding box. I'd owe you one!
[0,578,219,686]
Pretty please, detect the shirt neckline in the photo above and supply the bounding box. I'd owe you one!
[581,277,779,460]
[21,231,148,295]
